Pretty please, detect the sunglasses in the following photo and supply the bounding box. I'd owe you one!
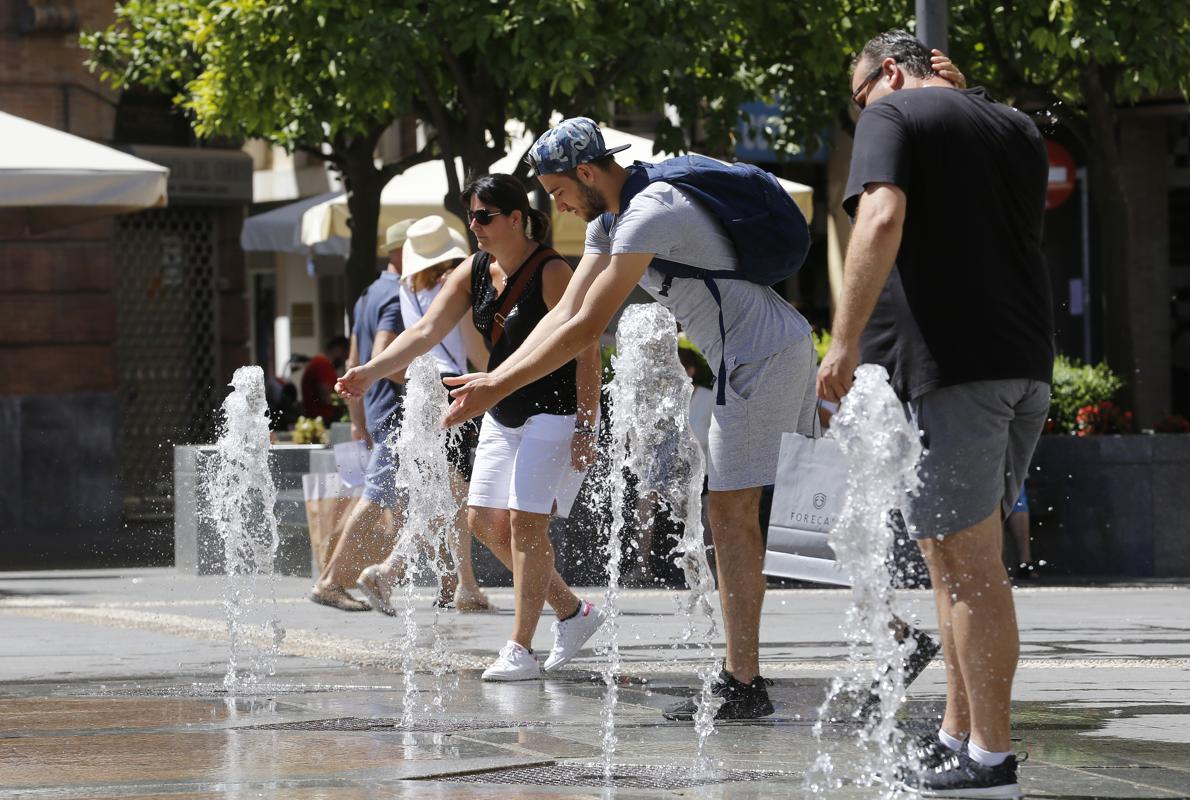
[851,64,885,111]
[468,208,505,226]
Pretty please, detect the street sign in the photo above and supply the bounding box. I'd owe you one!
[1046,139,1076,210]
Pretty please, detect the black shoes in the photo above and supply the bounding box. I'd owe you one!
[662,668,775,722]
[859,626,941,718]
[905,751,1023,799]
[908,732,965,773]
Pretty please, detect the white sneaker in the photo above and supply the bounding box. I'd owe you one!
[481,641,542,681]
[543,600,606,672]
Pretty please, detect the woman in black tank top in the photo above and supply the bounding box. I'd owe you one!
[336,174,605,680]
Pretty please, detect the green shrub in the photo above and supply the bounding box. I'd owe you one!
[1047,355,1125,435]
[812,330,831,362]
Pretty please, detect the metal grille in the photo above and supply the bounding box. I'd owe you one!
[58,683,396,698]
[438,763,783,789]
[247,717,541,733]
[115,207,220,506]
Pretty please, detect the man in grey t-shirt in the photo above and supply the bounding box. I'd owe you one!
[445,117,817,720]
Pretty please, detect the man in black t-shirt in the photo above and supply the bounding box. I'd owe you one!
[818,30,1054,799]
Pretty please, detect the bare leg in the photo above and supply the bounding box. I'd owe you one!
[919,511,1019,752]
[918,542,972,738]
[507,509,559,650]
[449,471,489,608]
[318,498,404,590]
[707,486,765,683]
[469,507,579,619]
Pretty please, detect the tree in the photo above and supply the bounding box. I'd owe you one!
[943,0,1190,422]
[84,0,435,304]
[84,0,802,301]
[400,1,807,223]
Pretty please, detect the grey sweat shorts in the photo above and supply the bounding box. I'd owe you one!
[707,334,817,491]
[904,379,1050,540]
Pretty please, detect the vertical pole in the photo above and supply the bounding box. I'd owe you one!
[1078,166,1093,362]
[916,0,949,52]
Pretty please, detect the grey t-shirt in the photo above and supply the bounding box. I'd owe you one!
[585,181,810,372]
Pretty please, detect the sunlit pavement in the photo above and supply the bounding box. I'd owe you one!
[1,569,1187,798]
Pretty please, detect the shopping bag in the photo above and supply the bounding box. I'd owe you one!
[333,440,370,488]
[763,432,851,586]
[302,473,363,574]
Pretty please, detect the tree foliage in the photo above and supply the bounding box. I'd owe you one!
[83,0,818,300]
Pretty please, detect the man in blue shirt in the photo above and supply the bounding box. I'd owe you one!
[311,220,412,610]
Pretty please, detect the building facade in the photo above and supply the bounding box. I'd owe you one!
[0,0,252,565]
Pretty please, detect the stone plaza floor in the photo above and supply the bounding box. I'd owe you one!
[1,569,1188,798]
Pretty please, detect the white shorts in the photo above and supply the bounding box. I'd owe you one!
[467,412,589,518]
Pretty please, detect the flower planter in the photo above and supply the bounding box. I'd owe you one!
[1027,435,1190,578]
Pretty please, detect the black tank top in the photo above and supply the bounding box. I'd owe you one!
[471,246,578,428]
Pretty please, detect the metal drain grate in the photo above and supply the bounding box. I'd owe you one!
[439,763,784,789]
[247,717,542,733]
[59,683,400,698]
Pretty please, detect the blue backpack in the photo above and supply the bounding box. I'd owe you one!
[600,155,811,403]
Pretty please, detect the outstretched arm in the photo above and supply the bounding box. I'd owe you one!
[487,251,609,377]
[817,183,905,403]
[443,252,650,426]
[337,262,472,399]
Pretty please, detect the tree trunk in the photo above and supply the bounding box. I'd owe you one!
[1080,66,1137,410]
[341,138,386,315]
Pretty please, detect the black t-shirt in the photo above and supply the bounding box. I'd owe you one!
[471,248,578,428]
[843,86,1054,400]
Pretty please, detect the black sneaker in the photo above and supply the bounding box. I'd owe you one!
[661,669,775,722]
[860,627,941,718]
[908,732,965,773]
[906,751,1022,799]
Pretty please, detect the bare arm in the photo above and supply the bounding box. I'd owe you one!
[344,334,370,445]
[337,262,473,399]
[571,340,601,471]
[817,183,906,402]
[460,314,489,372]
[444,252,649,427]
[486,252,610,377]
[535,258,602,468]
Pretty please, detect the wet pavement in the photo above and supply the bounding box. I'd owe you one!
[1,569,1188,798]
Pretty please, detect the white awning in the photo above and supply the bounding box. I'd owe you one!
[241,190,348,256]
[291,122,813,257]
[0,111,168,234]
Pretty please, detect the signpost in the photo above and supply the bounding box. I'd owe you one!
[916,0,949,51]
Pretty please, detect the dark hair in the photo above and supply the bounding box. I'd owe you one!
[460,173,550,243]
[855,29,933,79]
[325,335,350,351]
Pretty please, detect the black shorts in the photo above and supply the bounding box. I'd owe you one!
[441,374,481,482]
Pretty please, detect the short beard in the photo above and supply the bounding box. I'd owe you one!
[578,180,609,222]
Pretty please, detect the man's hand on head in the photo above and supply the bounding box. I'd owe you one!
[930,49,966,88]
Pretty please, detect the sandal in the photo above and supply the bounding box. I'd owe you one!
[356,565,398,616]
[455,587,494,613]
[310,584,371,612]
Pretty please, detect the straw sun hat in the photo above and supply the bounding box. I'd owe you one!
[377,218,416,256]
[401,215,470,280]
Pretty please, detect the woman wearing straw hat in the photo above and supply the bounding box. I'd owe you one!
[338,177,606,680]
[354,215,492,612]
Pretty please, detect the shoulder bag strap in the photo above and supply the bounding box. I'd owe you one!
[488,247,558,347]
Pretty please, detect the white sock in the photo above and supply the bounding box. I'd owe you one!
[968,741,1011,767]
[938,727,966,752]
